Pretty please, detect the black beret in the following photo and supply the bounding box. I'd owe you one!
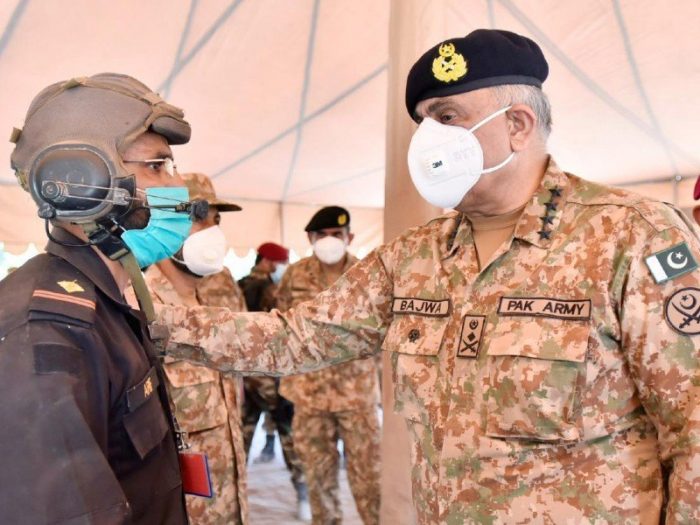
[305,206,351,232]
[405,29,548,120]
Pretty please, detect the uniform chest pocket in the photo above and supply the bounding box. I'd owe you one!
[383,315,448,425]
[123,367,169,459]
[163,361,227,433]
[483,318,589,442]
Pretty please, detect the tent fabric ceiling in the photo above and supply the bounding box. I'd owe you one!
[0,0,698,253]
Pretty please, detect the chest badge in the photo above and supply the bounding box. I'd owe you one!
[57,280,85,294]
[432,43,467,83]
[143,377,154,398]
[645,242,698,283]
[457,315,486,358]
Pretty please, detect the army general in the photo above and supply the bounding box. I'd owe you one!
[158,29,700,524]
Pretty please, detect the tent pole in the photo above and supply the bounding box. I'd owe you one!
[279,201,285,245]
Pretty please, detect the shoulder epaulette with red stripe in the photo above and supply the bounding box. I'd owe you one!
[28,267,97,326]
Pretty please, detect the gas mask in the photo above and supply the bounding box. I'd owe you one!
[407,106,514,209]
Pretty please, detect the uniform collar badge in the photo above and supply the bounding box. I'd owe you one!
[57,280,85,294]
[432,43,468,83]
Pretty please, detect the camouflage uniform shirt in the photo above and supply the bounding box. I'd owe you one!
[160,158,700,524]
[277,255,379,412]
[147,266,249,525]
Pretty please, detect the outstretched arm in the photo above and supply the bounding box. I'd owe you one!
[157,250,395,376]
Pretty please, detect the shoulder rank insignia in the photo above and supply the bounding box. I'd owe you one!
[432,43,468,83]
[645,242,698,283]
[57,280,85,294]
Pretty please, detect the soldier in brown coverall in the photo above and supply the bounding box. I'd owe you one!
[159,30,700,524]
[276,206,381,525]
[1,73,192,524]
[144,172,249,524]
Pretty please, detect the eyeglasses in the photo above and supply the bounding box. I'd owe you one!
[123,157,176,177]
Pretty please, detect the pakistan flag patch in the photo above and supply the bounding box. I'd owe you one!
[645,242,698,283]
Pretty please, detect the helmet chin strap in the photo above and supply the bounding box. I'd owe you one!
[80,222,156,324]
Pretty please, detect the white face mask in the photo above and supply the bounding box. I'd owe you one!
[312,236,347,265]
[174,225,228,276]
[271,263,288,284]
[407,105,514,209]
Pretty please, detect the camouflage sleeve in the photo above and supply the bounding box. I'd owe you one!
[620,223,700,522]
[156,250,394,375]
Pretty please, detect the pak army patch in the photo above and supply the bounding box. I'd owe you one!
[645,242,698,283]
[665,287,700,335]
[456,315,486,358]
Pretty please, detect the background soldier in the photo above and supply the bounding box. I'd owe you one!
[239,242,311,521]
[277,206,380,525]
[0,73,191,523]
[141,172,249,524]
[159,29,700,523]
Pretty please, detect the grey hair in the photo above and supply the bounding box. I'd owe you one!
[491,84,552,139]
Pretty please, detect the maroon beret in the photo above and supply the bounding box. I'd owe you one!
[257,242,289,263]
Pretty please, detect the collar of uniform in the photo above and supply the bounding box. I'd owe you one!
[249,266,271,281]
[307,252,356,288]
[513,157,570,249]
[440,212,472,260]
[45,227,127,306]
[144,265,183,305]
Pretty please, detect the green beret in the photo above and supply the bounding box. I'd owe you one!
[305,206,351,232]
[405,29,549,120]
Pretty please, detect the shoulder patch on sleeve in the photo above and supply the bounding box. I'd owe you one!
[34,343,83,375]
[665,287,700,335]
[645,242,698,283]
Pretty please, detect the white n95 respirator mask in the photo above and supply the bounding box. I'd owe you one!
[407,106,514,209]
[174,225,228,276]
[313,236,347,265]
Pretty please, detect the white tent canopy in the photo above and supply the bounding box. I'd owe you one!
[1,0,699,254]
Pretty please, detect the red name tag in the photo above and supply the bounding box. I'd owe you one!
[179,452,213,498]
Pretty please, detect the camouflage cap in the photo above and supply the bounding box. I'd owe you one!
[182,173,241,212]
